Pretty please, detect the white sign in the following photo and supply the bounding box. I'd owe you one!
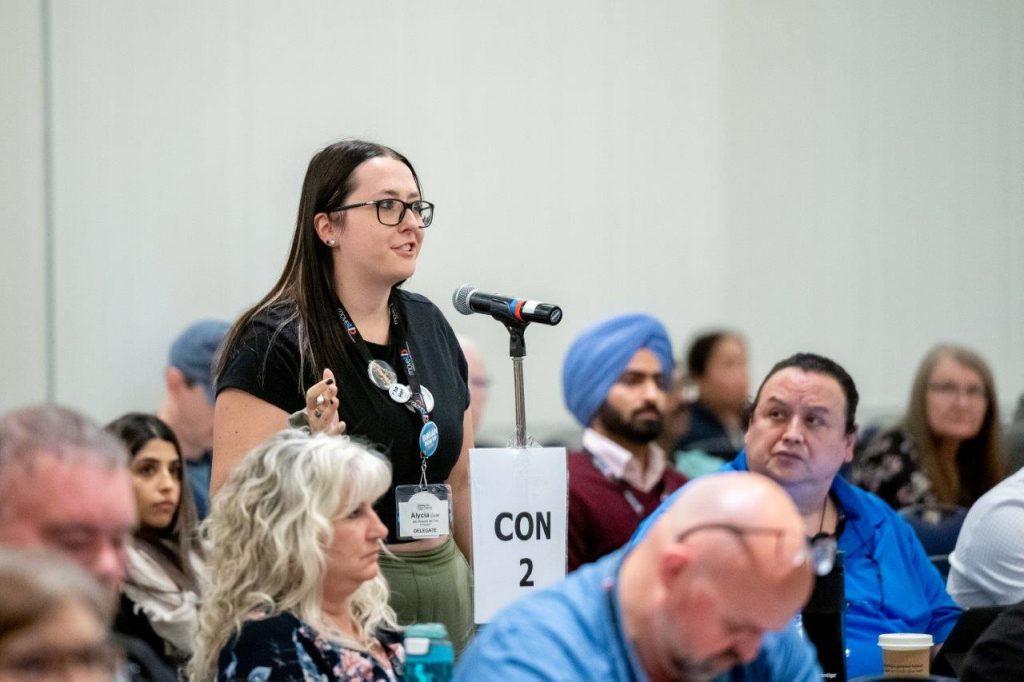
[470,447,567,624]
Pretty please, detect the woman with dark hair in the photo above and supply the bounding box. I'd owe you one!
[106,412,206,671]
[675,330,749,458]
[212,140,473,651]
[853,344,1005,509]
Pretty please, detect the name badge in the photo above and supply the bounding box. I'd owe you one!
[395,484,452,540]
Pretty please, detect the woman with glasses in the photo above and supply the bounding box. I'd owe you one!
[0,548,119,682]
[853,344,1005,509]
[213,140,474,652]
[106,413,206,674]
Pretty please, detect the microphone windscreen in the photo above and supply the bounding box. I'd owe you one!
[452,284,476,315]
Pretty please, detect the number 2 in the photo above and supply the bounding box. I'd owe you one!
[519,558,535,587]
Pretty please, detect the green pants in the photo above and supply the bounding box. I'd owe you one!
[379,537,474,655]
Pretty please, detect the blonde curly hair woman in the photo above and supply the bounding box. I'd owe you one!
[190,430,401,681]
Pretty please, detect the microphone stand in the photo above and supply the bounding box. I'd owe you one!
[503,321,530,448]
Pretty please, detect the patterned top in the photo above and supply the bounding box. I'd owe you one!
[218,612,403,681]
[851,427,934,509]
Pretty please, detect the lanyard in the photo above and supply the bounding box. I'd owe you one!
[335,294,438,481]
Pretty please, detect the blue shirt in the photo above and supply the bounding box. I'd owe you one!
[455,548,821,681]
[185,450,212,520]
[633,452,962,678]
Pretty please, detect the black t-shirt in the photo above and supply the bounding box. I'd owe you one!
[961,602,1024,682]
[218,289,469,544]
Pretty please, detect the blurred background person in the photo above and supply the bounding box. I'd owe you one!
[654,367,692,457]
[457,334,491,442]
[157,319,230,520]
[0,547,119,682]
[675,330,750,460]
[107,413,206,674]
[213,140,473,650]
[190,430,401,682]
[1005,392,1024,475]
[853,344,1005,509]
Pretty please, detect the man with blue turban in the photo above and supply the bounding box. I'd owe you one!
[561,313,687,571]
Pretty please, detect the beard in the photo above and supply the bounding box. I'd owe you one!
[669,651,740,682]
[595,400,663,444]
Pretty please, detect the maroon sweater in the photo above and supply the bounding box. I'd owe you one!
[567,450,687,572]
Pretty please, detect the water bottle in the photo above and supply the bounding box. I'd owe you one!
[403,623,454,682]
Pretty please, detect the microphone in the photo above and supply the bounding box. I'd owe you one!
[452,284,563,326]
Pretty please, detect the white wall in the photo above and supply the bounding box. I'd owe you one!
[0,1,48,411]
[2,1,1022,443]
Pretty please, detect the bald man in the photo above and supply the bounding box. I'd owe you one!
[455,472,821,681]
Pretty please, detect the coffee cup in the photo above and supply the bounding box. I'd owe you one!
[878,633,933,678]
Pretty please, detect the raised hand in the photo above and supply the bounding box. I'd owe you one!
[305,368,346,436]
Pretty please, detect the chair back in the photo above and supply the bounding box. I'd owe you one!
[898,503,968,557]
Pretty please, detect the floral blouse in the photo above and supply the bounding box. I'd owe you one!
[851,427,934,510]
[217,612,403,682]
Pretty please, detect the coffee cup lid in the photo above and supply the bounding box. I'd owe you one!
[878,633,934,650]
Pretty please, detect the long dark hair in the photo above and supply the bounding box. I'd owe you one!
[903,344,1004,505]
[215,139,421,393]
[106,413,203,593]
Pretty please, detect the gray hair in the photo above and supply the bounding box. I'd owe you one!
[190,429,395,682]
[0,404,128,476]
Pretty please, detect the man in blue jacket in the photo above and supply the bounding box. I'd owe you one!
[634,352,961,678]
[456,472,823,681]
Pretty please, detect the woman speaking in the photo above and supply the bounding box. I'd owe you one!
[213,140,473,651]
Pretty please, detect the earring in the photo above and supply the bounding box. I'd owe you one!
[326,240,335,246]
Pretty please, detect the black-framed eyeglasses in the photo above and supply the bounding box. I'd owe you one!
[675,522,837,577]
[327,198,434,228]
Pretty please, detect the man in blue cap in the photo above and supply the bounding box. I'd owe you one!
[561,313,687,571]
[157,319,230,519]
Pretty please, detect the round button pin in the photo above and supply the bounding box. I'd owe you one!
[419,421,440,457]
[389,383,412,404]
[367,359,397,390]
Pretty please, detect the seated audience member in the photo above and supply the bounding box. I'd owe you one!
[158,319,230,520]
[107,413,206,671]
[959,599,1024,682]
[190,430,402,682]
[456,472,821,680]
[636,353,961,678]
[1005,392,1024,474]
[675,330,750,459]
[666,371,728,479]
[0,404,176,682]
[946,465,1024,607]
[655,368,693,457]
[852,344,1004,509]
[0,547,119,681]
[457,334,491,439]
[562,313,687,571]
